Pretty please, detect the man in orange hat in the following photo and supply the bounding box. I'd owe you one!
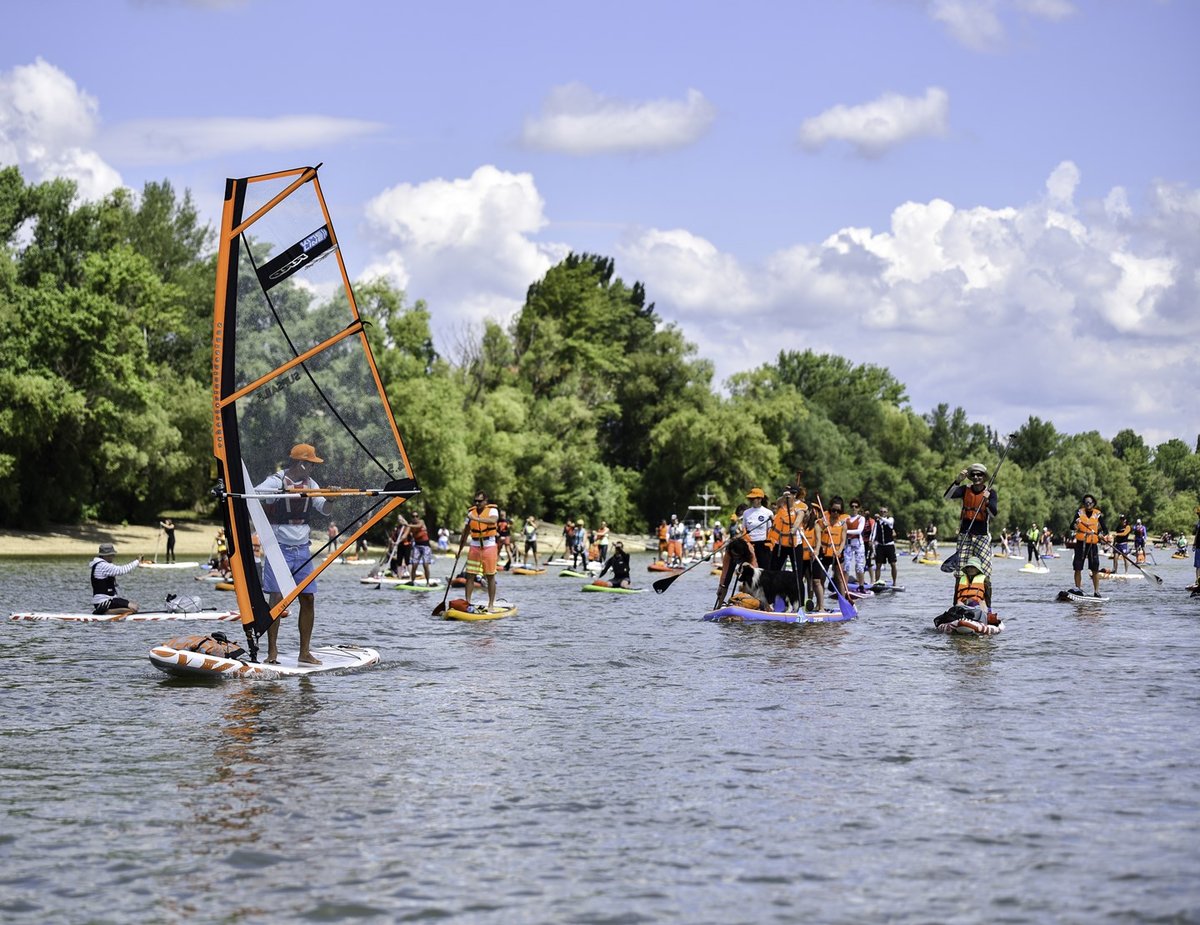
[255,442,334,665]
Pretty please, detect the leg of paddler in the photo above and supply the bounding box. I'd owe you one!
[298,593,320,664]
[265,592,282,664]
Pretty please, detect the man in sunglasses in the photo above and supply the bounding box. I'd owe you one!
[459,491,500,612]
[944,462,998,590]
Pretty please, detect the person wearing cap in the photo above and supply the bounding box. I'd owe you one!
[460,490,500,611]
[89,542,142,615]
[1024,522,1041,564]
[1132,517,1147,562]
[667,514,687,568]
[742,488,773,566]
[944,462,999,581]
[843,499,868,590]
[1110,514,1133,574]
[1069,494,1108,597]
[871,505,899,587]
[596,540,632,588]
[255,443,335,665]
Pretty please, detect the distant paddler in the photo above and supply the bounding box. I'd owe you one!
[1069,494,1108,598]
[595,541,632,589]
[90,542,142,615]
[460,490,500,613]
[255,442,335,666]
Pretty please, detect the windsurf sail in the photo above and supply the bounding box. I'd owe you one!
[212,166,418,656]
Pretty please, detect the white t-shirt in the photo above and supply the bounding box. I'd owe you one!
[255,471,328,547]
[742,505,772,542]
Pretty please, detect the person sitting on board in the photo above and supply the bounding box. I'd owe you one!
[255,443,335,665]
[1069,494,1108,598]
[944,462,998,581]
[460,491,500,612]
[158,518,176,564]
[407,511,434,585]
[521,515,540,567]
[1110,514,1133,574]
[596,541,632,588]
[90,542,142,615]
[954,556,993,612]
[713,509,757,609]
[871,505,898,587]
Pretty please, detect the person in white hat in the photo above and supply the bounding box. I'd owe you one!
[254,443,334,665]
[944,462,997,581]
[89,542,142,615]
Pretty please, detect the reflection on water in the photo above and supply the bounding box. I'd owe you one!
[2,553,1199,923]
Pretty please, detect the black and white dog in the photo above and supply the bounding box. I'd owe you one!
[737,563,804,613]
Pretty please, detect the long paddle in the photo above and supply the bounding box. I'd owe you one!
[653,551,714,593]
[1099,536,1164,585]
[432,534,468,616]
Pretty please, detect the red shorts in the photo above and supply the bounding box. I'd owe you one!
[466,544,498,577]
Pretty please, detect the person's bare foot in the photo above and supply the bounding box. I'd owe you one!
[298,652,322,665]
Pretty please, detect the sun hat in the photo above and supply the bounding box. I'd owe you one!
[98,542,117,556]
[964,556,985,572]
[290,443,323,464]
[746,487,767,499]
[967,463,987,476]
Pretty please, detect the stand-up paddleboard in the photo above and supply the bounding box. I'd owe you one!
[443,602,518,621]
[214,581,236,592]
[1018,563,1049,573]
[934,607,1003,635]
[870,582,906,593]
[391,579,443,592]
[195,574,230,582]
[703,605,853,624]
[1099,572,1142,581]
[511,567,547,576]
[648,562,683,573]
[546,558,601,571]
[11,610,240,623]
[149,642,379,679]
[139,561,203,570]
[916,557,941,566]
[1056,589,1110,603]
[581,584,644,593]
[359,575,442,588]
[558,569,591,579]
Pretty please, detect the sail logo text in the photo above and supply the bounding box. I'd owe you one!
[253,370,302,402]
[300,228,328,252]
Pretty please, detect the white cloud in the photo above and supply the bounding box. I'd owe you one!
[928,0,1077,51]
[521,83,715,155]
[798,87,949,157]
[618,161,1199,439]
[361,165,569,329]
[0,58,121,199]
[99,115,385,166]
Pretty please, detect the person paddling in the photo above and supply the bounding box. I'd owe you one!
[944,462,998,581]
[1069,494,1108,598]
[460,491,500,612]
[596,541,632,588]
[89,542,142,615]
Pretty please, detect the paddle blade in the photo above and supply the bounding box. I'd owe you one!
[836,592,858,620]
[940,552,959,573]
[652,574,677,594]
[431,601,446,616]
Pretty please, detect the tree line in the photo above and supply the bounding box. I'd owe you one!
[2,168,1197,540]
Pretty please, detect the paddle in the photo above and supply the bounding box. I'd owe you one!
[432,534,468,616]
[652,551,714,593]
[1100,537,1164,585]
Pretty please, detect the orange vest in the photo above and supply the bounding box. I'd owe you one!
[772,506,799,547]
[956,574,987,606]
[960,486,989,526]
[1075,509,1102,544]
[467,505,498,542]
[800,523,818,560]
[822,514,845,556]
[657,524,668,541]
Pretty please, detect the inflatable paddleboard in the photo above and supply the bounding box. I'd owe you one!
[702,606,853,624]
[558,569,591,579]
[934,611,1004,635]
[149,642,378,679]
[391,580,443,592]
[916,557,941,566]
[1098,572,1143,581]
[1056,590,1110,603]
[511,567,547,576]
[869,582,906,593]
[1018,564,1049,574]
[581,584,644,593]
[215,581,236,591]
[10,610,240,623]
[443,602,518,622]
[138,561,202,570]
[647,562,683,573]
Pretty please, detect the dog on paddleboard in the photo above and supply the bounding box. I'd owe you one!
[737,564,804,613]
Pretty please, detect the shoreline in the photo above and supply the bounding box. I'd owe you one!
[0,521,656,558]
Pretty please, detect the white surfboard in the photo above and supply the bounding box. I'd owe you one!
[10,610,240,623]
[148,643,379,679]
[138,561,203,569]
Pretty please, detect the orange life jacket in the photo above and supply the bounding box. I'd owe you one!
[657,524,668,541]
[800,523,818,560]
[467,505,498,542]
[822,514,845,556]
[960,486,990,527]
[1075,508,1102,544]
[956,574,987,607]
[772,506,799,547]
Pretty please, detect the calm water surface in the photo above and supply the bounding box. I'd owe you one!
[1,551,1198,924]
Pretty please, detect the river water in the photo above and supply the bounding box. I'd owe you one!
[1,550,1197,924]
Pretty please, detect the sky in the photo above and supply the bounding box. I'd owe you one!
[2,0,1197,446]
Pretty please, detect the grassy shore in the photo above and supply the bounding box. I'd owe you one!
[0,521,655,558]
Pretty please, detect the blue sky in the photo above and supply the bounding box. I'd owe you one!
[3,0,1197,445]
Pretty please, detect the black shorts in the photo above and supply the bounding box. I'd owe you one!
[93,597,131,615]
[875,545,897,565]
[1073,543,1100,572]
